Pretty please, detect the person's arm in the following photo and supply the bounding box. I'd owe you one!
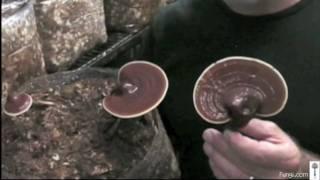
[202,119,320,179]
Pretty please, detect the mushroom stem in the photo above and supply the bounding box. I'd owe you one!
[110,82,124,96]
[223,88,263,128]
[7,94,17,103]
[110,80,138,96]
[105,118,121,140]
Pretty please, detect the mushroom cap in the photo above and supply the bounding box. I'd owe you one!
[103,61,169,119]
[193,56,288,124]
[4,93,33,117]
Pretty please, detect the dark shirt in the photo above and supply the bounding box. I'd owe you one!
[151,0,320,178]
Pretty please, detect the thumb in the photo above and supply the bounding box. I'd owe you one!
[237,118,284,141]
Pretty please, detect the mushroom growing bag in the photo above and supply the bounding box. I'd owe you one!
[1,0,46,111]
[33,0,108,72]
[1,68,180,179]
[104,0,166,30]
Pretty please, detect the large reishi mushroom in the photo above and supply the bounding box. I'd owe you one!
[4,93,33,117]
[103,61,169,119]
[193,56,288,128]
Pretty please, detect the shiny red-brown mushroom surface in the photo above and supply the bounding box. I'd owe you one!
[4,93,33,117]
[103,61,169,119]
[193,56,288,125]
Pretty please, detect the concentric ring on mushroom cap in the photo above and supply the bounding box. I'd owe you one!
[193,56,288,124]
[103,61,169,119]
[4,93,33,117]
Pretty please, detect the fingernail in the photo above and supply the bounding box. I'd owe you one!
[203,128,220,142]
[203,142,214,156]
[202,129,211,142]
[223,129,233,138]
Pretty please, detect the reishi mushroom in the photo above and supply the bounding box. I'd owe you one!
[193,56,288,128]
[3,93,33,117]
[103,61,169,119]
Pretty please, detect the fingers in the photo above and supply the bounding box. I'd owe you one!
[208,159,229,179]
[203,128,284,177]
[224,120,293,165]
[202,121,302,179]
[238,119,284,142]
[203,128,265,164]
[204,143,250,179]
[202,129,229,154]
[224,130,283,166]
[203,128,261,169]
[202,129,266,178]
[224,130,263,160]
[224,129,300,177]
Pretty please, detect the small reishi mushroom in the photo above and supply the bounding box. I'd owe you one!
[3,93,33,117]
[193,56,288,128]
[102,61,169,119]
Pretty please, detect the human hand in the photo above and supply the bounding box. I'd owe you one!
[202,119,302,179]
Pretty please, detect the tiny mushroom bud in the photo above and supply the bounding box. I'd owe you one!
[4,93,33,117]
[193,56,288,128]
[103,61,169,119]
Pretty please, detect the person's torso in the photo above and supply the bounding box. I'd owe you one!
[152,0,320,177]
